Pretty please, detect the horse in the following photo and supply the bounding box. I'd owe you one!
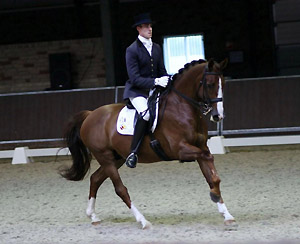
[60,58,237,230]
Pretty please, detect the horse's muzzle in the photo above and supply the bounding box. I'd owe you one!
[210,108,224,123]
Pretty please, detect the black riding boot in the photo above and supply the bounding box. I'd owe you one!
[125,118,148,168]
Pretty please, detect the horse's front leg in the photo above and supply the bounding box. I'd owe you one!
[177,142,225,203]
[197,153,237,230]
[197,150,221,201]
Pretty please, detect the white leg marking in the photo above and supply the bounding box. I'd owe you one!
[130,202,152,229]
[217,202,234,221]
[86,197,100,223]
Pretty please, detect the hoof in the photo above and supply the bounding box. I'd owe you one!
[210,192,221,203]
[224,219,238,231]
[88,213,101,225]
[91,221,101,226]
[142,220,152,230]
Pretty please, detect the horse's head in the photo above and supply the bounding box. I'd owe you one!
[170,58,227,123]
[199,59,227,123]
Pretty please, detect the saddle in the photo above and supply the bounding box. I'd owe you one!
[117,88,171,161]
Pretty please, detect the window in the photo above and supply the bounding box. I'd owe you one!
[163,34,205,74]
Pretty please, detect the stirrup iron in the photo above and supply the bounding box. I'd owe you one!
[125,153,138,168]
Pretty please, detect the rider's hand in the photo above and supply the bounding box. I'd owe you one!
[154,76,169,88]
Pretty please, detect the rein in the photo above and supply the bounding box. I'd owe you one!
[171,66,223,115]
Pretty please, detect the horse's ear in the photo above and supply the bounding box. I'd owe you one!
[208,58,214,71]
[220,58,228,70]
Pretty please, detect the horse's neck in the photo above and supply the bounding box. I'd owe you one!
[169,73,202,112]
[158,64,205,122]
[160,86,202,137]
[173,66,202,99]
[162,84,199,120]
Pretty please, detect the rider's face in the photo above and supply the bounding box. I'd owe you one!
[137,23,152,39]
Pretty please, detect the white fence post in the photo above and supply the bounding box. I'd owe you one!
[208,136,226,154]
[12,147,31,164]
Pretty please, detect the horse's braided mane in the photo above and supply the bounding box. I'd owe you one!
[171,59,207,82]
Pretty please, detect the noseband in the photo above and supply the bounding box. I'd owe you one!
[171,65,223,115]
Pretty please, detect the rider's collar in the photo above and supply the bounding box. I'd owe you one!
[138,35,152,46]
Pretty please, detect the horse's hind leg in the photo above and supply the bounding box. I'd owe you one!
[197,154,237,230]
[86,157,124,224]
[103,162,152,229]
[86,166,108,224]
[91,151,151,229]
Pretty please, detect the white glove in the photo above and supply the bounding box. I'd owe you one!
[154,76,169,88]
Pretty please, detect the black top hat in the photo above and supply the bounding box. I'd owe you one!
[132,13,153,28]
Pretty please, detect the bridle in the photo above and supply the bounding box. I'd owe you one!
[171,65,223,115]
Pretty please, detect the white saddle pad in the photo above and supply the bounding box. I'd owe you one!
[117,103,159,135]
[116,107,136,135]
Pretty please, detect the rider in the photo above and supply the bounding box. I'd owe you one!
[123,13,169,168]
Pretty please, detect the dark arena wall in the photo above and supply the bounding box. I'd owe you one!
[1,76,299,150]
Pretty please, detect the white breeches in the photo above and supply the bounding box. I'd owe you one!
[129,96,150,121]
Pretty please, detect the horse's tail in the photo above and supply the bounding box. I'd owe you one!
[59,110,92,181]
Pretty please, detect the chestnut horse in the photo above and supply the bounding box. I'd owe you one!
[60,59,237,230]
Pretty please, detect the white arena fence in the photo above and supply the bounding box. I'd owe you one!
[1,130,300,164]
[0,138,70,164]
